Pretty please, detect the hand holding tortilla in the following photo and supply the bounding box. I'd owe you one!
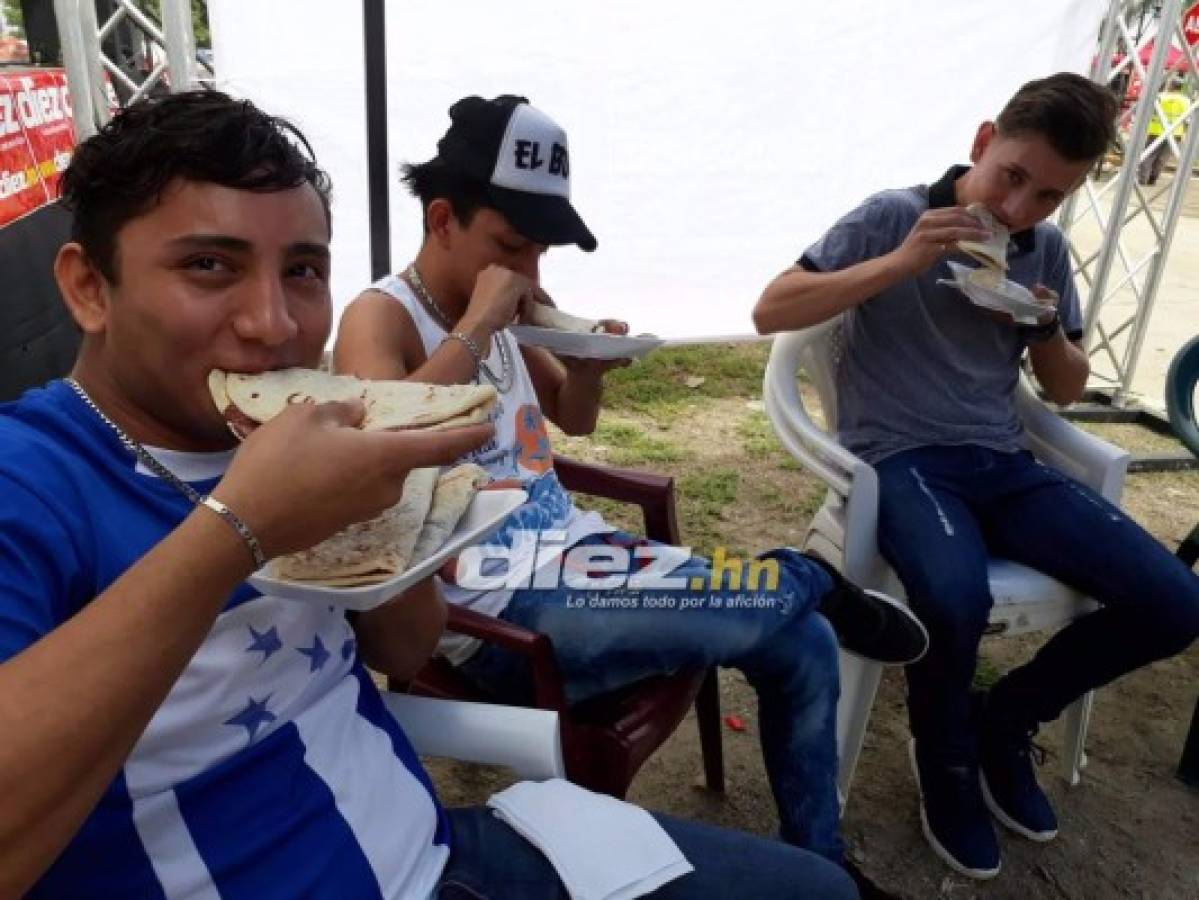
[956,203,1010,271]
[209,367,501,594]
[211,396,493,566]
[209,368,497,438]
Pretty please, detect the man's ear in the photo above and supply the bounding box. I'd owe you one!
[426,199,456,248]
[54,242,111,335]
[970,121,996,164]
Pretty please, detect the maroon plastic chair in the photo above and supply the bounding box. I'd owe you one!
[396,455,724,799]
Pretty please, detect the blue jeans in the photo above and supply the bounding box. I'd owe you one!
[436,807,856,899]
[458,535,844,860]
[875,444,1199,761]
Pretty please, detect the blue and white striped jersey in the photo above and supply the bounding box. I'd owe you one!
[0,382,449,898]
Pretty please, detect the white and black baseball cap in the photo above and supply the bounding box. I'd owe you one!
[436,94,597,252]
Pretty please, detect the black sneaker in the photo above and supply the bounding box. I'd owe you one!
[978,701,1059,842]
[783,552,929,666]
[909,740,1001,880]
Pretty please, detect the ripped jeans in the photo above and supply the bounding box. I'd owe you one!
[876,444,1199,762]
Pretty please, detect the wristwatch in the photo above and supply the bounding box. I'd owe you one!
[1018,308,1060,343]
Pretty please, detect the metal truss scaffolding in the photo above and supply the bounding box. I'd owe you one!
[1058,0,1199,405]
[52,0,203,139]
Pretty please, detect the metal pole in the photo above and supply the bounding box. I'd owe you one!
[363,0,391,279]
[76,0,111,127]
[1081,0,1182,348]
[1116,99,1199,401]
[1058,0,1124,240]
[158,0,196,91]
[52,0,98,139]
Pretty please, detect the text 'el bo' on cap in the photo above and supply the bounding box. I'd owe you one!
[435,94,597,252]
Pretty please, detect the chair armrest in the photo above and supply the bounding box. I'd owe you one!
[763,329,861,499]
[763,327,882,585]
[446,603,544,650]
[553,455,680,545]
[445,605,568,710]
[382,692,566,780]
[1016,379,1130,502]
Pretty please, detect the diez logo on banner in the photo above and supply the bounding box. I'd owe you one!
[0,69,78,228]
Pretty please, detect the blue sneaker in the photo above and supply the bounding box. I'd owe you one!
[978,715,1059,842]
[909,740,1001,879]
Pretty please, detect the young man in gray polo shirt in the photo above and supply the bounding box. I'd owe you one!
[754,73,1199,880]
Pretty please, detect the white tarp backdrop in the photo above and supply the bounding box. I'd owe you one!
[209,1,1109,341]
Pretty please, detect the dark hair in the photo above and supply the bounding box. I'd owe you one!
[995,73,1119,162]
[59,89,332,282]
[400,157,490,234]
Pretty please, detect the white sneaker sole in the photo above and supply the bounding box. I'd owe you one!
[836,590,930,668]
[908,740,1001,880]
[979,770,1058,843]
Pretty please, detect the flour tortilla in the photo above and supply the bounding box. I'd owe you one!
[965,266,1005,290]
[957,203,1010,271]
[269,467,440,585]
[410,463,489,566]
[524,302,603,334]
[208,369,497,435]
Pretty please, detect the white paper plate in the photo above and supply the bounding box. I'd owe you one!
[940,261,1050,325]
[248,488,527,611]
[508,325,664,360]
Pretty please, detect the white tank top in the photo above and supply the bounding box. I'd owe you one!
[370,274,612,663]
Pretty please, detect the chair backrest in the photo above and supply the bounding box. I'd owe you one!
[1166,335,1199,459]
[0,203,80,402]
[791,315,845,432]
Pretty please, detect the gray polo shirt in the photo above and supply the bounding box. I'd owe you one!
[799,165,1083,465]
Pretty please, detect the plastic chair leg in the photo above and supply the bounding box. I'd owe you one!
[835,651,885,804]
[1060,689,1094,786]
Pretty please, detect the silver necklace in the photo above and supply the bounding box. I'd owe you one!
[63,378,266,568]
[404,264,515,393]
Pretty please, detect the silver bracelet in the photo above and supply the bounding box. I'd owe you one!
[443,331,484,369]
[200,495,267,569]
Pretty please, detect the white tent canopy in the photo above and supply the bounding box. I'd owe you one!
[210,0,1108,340]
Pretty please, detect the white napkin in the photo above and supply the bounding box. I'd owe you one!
[486,779,694,900]
[940,261,1050,325]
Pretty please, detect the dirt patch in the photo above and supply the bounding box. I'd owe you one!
[423,349,1199,899]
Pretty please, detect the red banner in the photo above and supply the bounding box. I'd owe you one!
[0,69,77,228]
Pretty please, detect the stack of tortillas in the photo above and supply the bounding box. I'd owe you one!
[270,462,489,586]
[207,368,497,586]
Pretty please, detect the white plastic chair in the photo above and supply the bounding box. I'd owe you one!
[762,317,1130,798]
[383,692,566,781]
